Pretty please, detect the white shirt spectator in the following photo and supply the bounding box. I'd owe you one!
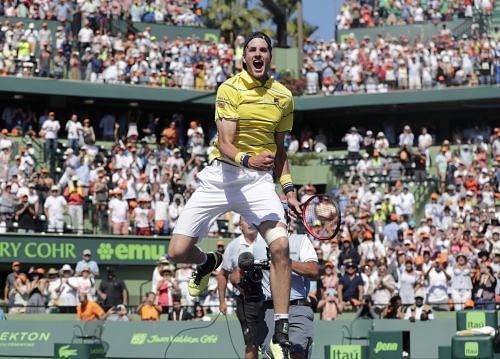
[78,27,94,44]
[58,277,78,306]
[109,197,128,223]
[42,119,60,139]
[399,190,416,217]
[426,268,449,304]
[153,199,169,221]
[134,206,151,229]
[343,132,363,153]
[44,195,66,220]
[66,119,83,140]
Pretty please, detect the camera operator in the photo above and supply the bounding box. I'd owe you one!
[258,233,318,359]
[218,217,267,359]
[355,295,378,319]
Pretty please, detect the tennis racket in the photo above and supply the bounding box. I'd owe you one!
[300,194,341,240]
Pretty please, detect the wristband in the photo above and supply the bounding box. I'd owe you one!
[235,151,251,168]
[280,174,295,194]
[279,174,293,187]
[241,153,251,168]
[282,182,295,195]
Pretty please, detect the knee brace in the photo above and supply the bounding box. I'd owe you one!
[263,226,288,245]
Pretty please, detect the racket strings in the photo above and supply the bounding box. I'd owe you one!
[304,197,340,240]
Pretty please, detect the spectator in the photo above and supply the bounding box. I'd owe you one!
[193,303,210,321]
[338,237,360,269]
[318,262,342,320]
[369,264,393,308]
[355,295,378,319]
[4,261,24,306]
[156,266,178,313]
[14,193,36,233]
[153,192,169,235]
[55,264,78,313]
[405,291,434,322]
[399,259,420,305]
[168,295,192,321]
[342,127,363,160]
[97,267,128,311]
[105,304,131,321]
[338,262,364,310]
[81,118,96,145]
[380,295,405,319]
[77,293,105,320]
[40,112,60,164]
[46,267,62,311]
[474,254,496,310]
[451,253,472,311]
[76,249,100,277]
[63,176,84,234]
[137,292,162,321]
[65,114,83,152]
[175,264,194,307]
[75,266,96,300]
[9,273,29,314]
[133,197,153,235]
[108,189,129,235]
[44,185,66,233]
[424,259,451,310]
[26,268,46,313]
[399,125,414,148]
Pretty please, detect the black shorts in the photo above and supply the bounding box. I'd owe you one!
[234,296,263,346]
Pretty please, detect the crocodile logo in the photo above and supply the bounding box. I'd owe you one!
[58,345,78,358]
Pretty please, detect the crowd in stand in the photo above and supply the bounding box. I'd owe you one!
[0,0,203,26]
[0,110,498,319]
[0,17,236,88]
[0,107,214,236]
[2,12,500,94]
[301,30,500,95]
[336,0,494,30]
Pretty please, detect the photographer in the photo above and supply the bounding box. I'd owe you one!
[218,217,267,359]
[355,295,378,319]
[137,292,162,321]
[258,233,318,359]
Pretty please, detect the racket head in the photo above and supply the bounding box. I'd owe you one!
[301,194,341,240]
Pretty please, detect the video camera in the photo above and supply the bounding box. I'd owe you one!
[238,252,270,300]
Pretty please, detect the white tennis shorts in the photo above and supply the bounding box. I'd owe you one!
[173,160,286,239]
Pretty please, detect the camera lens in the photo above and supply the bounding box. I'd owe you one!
[248,269,263,283]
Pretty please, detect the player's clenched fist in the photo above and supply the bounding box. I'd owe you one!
[249,150,275,171]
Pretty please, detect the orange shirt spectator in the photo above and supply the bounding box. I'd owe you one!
[162,121,178,148]
[137,292,162,321]
[77,294,105,320]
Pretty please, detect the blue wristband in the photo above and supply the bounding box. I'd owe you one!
[241,154,251,168]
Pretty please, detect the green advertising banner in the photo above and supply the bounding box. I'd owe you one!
[0,317,486,358]
[0,320,245,358]
[54,343,106,359]
[325,344,368,359]
[368,331,406,359]
[456,311,497,331]
[451,336,493,359]
[0,234,168,265]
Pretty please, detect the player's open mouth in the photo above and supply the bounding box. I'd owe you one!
[253,59,264,69]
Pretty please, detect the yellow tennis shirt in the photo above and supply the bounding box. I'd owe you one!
[210,70,294,164]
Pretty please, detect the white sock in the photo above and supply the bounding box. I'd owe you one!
[274,313,289,321]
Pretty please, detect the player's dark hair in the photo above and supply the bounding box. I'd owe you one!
[243,32,272,53]
[242,32,272,71]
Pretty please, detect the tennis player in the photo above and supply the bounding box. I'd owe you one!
[167,31,301,357]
